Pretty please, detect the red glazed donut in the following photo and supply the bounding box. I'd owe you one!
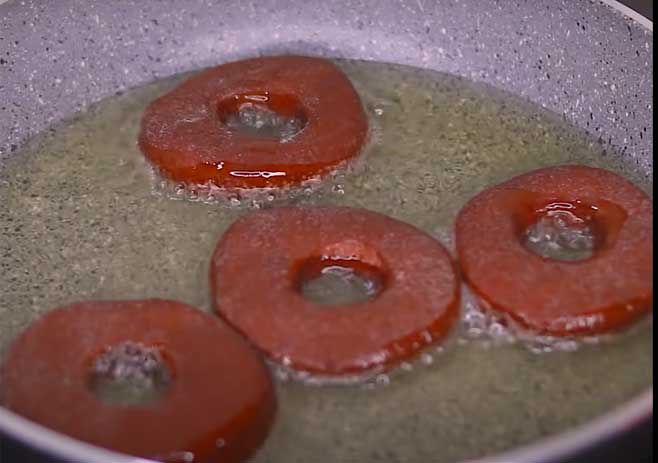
[139,56,368,189]
[0,300,276,463]
[455,165,653,337]
[211,207,460,377]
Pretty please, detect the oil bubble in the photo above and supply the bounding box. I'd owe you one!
[458,284,615,354]
[400,361,414,372]
[420,353,434,365]
[375,374,390,386]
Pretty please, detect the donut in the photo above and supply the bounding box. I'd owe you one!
[210,207,460,377]
[455,165,653,337]
[139,56,368,190]
[0,300,276,463]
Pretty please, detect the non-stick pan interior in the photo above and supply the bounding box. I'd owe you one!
[0,0,653,175]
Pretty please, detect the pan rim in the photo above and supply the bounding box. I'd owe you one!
[0,1,652,462]
[0,373,652,463]
[599,0,653,31]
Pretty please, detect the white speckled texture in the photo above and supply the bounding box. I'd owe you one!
[0,0,653,178]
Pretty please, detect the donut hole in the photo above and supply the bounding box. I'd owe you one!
[520,201,609,262]
[295,241,388,307]
[88,341,173,406]
[217,93,308,142]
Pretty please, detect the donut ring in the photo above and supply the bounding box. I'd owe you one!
[139,56,368,189]
[211,207,460,377]
[455,165,653,337]
[0,300,276,463]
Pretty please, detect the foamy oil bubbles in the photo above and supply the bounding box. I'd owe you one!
[458,285,515,348]
[151,172,281,209]
[149,170,276,208]
[146,159,364,210]
[269,359,385,388]
[267,340,452,391]
[523,335,580,355]
[517,318,654,355]
[455,284,629,355]
[359,344,453,391]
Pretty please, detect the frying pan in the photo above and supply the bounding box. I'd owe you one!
[0,0,652,462]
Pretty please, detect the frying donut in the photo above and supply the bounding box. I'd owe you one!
[139,56,368,190]
[455,165,653,336]
[211,206,460,377]
[0,300,276,463]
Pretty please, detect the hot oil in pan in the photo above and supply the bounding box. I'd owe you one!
[0,60,652,462]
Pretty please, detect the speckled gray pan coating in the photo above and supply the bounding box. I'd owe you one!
[0,0,653,178]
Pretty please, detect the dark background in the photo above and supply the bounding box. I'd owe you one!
[622,0,653,20]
